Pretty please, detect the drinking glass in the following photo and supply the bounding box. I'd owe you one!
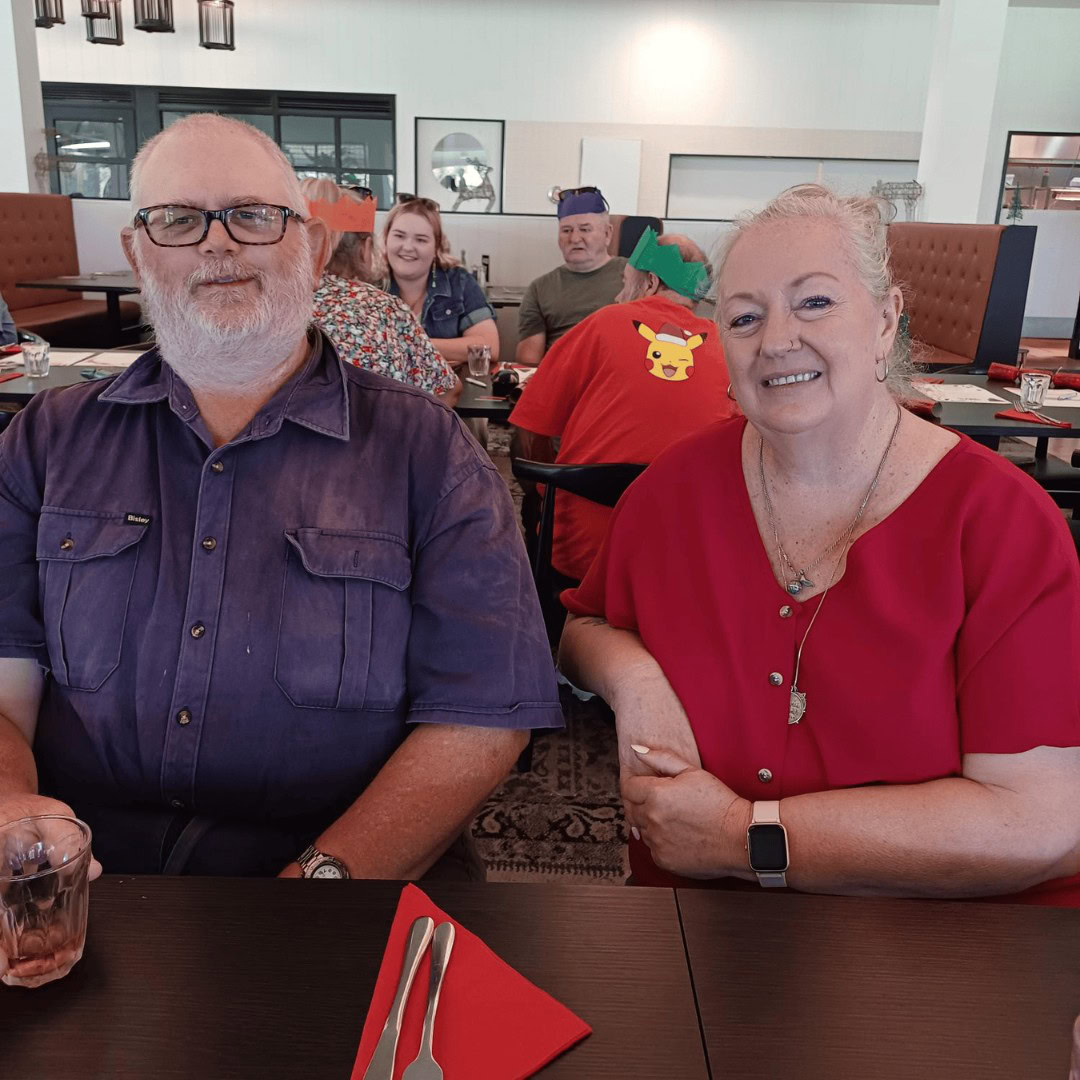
[466,344,491,379]
[22,343,50,378]
[0,815,92,988]
[1018,370,1051,411]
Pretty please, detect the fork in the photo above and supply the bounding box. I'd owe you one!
[402,921,456,1080]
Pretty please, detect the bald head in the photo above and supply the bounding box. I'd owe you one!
[130,113,306,214]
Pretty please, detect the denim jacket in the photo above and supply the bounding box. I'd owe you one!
[391,266,495,341]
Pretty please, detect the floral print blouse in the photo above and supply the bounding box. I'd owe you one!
[313,274,457,396]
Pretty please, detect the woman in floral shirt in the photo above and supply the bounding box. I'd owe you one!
[302,179,458,398]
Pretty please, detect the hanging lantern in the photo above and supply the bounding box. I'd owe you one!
[134,0,175,32]
[198,0,235,50]
[34,0,66,27]
[85,0,123,44]
[80,0,109,16]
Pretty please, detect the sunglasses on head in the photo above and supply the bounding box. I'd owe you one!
[394,193,440,211]
[344,185,374,201]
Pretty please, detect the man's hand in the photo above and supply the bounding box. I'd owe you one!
[0,794,103,881]
[621,745,750,880]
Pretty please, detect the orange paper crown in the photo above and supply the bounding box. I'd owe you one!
[306,196,376,234]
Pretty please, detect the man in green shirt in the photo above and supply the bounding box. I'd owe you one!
[515,188,626,366]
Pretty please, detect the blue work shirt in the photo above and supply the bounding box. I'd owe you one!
[390,266,495,341]
[0,333,561,866]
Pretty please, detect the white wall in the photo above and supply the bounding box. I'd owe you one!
[1,0,46,192]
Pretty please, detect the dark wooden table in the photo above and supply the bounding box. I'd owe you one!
[679,888,1080,1080]
[16,272,140,347]
[0,364,115,404]
[0,878,708,1080]
[455,374,513,420]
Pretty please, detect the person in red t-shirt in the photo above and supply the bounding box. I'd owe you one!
[510,231,737,584]
[559,185,1080,905]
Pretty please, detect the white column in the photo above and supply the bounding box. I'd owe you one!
[0,0,47,193]
[916,0,1009,223]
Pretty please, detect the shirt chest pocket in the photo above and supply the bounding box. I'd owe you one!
[274,530,412,711]
[427,298,465,339]
[36,508,149,691]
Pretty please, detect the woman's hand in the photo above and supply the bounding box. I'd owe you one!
[621,745,751,880]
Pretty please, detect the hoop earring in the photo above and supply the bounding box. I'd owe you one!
[875,355,890,383]
[726,383,737,401]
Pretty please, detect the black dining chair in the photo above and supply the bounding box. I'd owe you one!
[510,459,648,772]
[511,460,648,643]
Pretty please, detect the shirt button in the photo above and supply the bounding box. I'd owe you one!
[769,672,783,686]
[176,708,192,726]
[59,537,74,551]
[210,461,225,474]
[779,605,793,618]
[190,622,206,639]
[170,799,185,810]
[758,768,773,783]
[201,536,217,552]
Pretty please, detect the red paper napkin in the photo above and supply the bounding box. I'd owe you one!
[0,372,24,384]
[352,884,591,1080]
[911,376,944,384]
[902,397,939,418]
[994,406,1070,427]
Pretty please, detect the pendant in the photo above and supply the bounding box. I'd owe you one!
[788,688,806,725]
[786,575,814,595]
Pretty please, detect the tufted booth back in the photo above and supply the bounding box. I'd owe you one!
[887,222,1036,371]
[0,192,80,313]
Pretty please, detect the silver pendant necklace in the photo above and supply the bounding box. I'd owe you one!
[760,406,903,724]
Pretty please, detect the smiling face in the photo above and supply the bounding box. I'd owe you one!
[385,211,438,284]
[717,217,901,436]
[558,213,612,271]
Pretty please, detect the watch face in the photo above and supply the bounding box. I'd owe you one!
[748,823,788,873]
[311,861,345,879]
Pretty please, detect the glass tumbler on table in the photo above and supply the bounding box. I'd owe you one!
[1018,370,1051,412]
[1,815,92,988]
[22,342,50,378]
[467,344,492,379]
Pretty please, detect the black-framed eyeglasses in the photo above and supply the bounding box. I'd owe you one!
[558,185,607,208]
[344,185,374,201]
[133,203,306,247]
[394,193,439,211]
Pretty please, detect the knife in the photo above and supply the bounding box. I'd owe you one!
[363,916,435,1080]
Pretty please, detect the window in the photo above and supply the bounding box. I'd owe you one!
[42,83,396,203]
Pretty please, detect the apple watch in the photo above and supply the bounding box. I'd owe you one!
[296,843,350,880]
[746,800,788,887]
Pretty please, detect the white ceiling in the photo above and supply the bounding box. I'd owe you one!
[770,0,1080,6]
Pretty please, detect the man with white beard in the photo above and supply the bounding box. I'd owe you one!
[0,115,560,884]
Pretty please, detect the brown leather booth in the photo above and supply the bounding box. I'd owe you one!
[887,222,1036,372]
[0,192,140,347]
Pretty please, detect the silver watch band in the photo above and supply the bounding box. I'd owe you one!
[750,800,787,887]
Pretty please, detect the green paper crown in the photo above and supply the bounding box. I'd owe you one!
[628,228,709,300]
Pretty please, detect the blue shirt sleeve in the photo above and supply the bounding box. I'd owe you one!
[0,294,16,346]
[454,269,496,333]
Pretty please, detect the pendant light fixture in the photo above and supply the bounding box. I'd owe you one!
[85,0,123,44]
[134,0,175,32]
[34,0,66,27]
[198,0,234,50]
[80,0,109,16]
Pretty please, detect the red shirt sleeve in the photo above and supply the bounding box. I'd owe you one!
[508,315,600,437]
[953,463,1080,754]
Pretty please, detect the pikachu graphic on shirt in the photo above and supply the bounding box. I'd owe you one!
[635,321,706,382]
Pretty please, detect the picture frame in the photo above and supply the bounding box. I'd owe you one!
[414,117,504,214]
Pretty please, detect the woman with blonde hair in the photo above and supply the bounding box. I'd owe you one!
[382,197,499,368]
[559,184,1080,904]
[302,179,457,399]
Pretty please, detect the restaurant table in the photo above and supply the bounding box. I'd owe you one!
[486,285,526,309]
[455,374,514,421]
[0,877,708,1080]
[0,364,116,404]
[15,272,140,347]
[917,373,1080,449]
[678,888,1080,1080]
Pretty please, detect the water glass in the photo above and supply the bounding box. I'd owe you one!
[1018,370,1051,411]
[22,343,50,378]
[0,815,92,988]
[467,344,491,379]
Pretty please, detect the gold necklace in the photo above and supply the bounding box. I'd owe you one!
[760,406,903,724]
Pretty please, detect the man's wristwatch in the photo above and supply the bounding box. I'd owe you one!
[296,844,350,880]
[746,800,789,887]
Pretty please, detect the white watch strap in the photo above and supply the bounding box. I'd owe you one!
[750,800,787,887]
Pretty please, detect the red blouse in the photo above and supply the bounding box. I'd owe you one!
[563,418,1080,905]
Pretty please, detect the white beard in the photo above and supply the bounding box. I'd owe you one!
[136,242,316,394]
